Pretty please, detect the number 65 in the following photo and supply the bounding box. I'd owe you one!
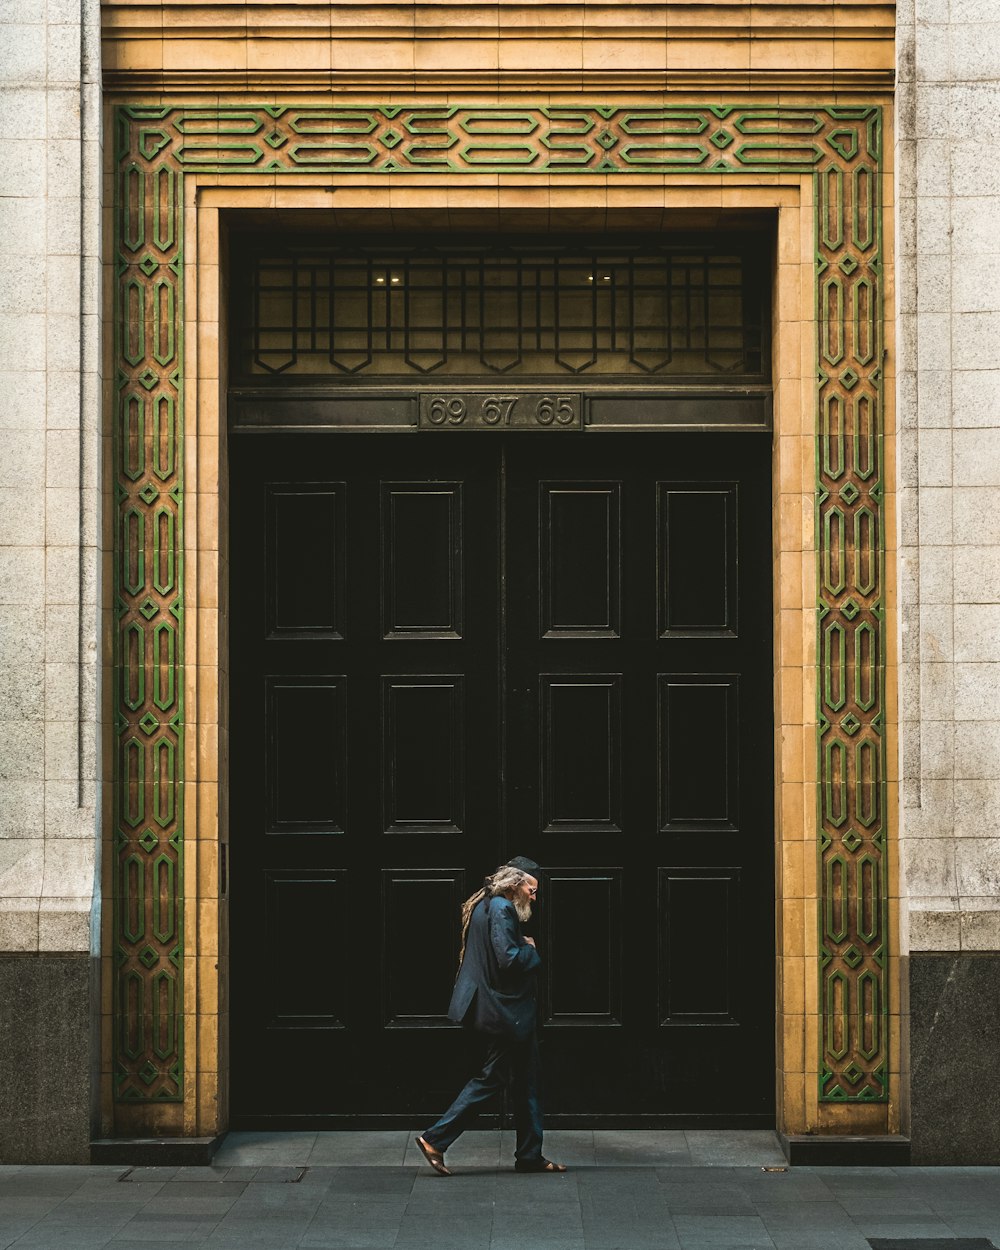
[536,396,575,425]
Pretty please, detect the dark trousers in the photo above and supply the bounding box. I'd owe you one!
[422,1033,543,1162]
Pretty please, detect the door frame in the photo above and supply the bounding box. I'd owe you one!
[102,105,896,1144]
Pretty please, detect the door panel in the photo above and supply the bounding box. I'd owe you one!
[542,869,623,1027]
[657,483,738,636]
[229,430,773,1125]
[658,674,739,832]
[382,676,466,833]
[541,483,622,637]
[230,436,499,1119]
[381,483,464,637]
[265,675,346,833]
[265,484,346,638]
[503,434,772,1120]
[262,869,348,1028]
[381,869,466,1026]
[540,676,623,833]
[658,867,741,1025]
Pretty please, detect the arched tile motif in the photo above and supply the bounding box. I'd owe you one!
[112,104,885,1105]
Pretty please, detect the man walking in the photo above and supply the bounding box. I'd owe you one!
[415,859,566,1176]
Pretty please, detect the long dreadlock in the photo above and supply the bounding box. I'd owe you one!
[456,865,529,973]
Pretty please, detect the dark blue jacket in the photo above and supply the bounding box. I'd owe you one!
[448,895,541,1041]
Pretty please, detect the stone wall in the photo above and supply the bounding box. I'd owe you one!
[5,0,1000,1161]
[896,0,1000,1163]
[0,0,103,1162]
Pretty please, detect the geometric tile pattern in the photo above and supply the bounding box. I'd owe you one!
[113,102,885,1103]
[811,111,886,1102]
[114,110,185,1102]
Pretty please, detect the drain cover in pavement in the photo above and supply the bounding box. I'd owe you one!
[868,1241,998,1249]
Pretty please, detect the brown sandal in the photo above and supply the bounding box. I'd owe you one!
[514,1157,567,1173]
[415,1136,452,1176]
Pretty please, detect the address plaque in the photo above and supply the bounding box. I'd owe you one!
[418,392,582,430]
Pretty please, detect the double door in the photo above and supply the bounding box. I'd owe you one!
[229,430,774,1125]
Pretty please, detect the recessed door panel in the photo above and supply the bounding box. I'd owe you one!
[382,869,466,1025]
[541,483,621,637]
[658,674,740,832]
[658,483,738,636]
[382,676,465,834]
[542,869,622,1026]
[265,675,346,834]
[266,484,346,639]
[263,869,348,1028]
[658,867,741,1025]
[540,675,622,833]
[381,483,463,638]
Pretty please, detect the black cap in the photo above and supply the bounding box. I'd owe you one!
[506,855,540,875]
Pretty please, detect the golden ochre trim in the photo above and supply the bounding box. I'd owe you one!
[111,104,885,1104]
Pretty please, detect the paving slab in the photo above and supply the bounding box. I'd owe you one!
[4,1138,1000,1249]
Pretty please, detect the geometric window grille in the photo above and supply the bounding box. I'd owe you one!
[231,236,768,381]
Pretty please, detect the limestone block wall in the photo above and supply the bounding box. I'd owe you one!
[896,0,1000,1163]
[0,0,103,1161]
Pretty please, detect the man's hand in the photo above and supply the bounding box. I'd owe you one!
[523,937,536,948]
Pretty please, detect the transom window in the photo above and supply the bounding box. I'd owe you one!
[230,235,769,383]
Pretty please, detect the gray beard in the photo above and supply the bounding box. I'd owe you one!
[514,897,533,924]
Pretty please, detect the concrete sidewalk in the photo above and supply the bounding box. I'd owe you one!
[213,1129,788,1170]
[2,1132,1000,1250]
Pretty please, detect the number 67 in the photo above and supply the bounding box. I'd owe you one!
[481,396,517,425]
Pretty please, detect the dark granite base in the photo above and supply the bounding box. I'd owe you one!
[780,1133,910,1166]
[0,952,94,1164]
[91,1135,226,1166]
[910,952,1000,1166]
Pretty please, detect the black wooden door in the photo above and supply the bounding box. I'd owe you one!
[503,434,773,1120]
[228,430,773,1126]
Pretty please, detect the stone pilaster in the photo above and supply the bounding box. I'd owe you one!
[0,0,103,1164]
[896,0,1000,1164]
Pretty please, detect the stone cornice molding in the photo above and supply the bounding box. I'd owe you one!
[103,69,896,96]
[101,0,895,93]
[104,17,894,41]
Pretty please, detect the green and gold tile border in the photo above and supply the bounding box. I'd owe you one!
[112,104,886,1105]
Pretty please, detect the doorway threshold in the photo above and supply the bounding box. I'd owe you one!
[213,1129,786,1169]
